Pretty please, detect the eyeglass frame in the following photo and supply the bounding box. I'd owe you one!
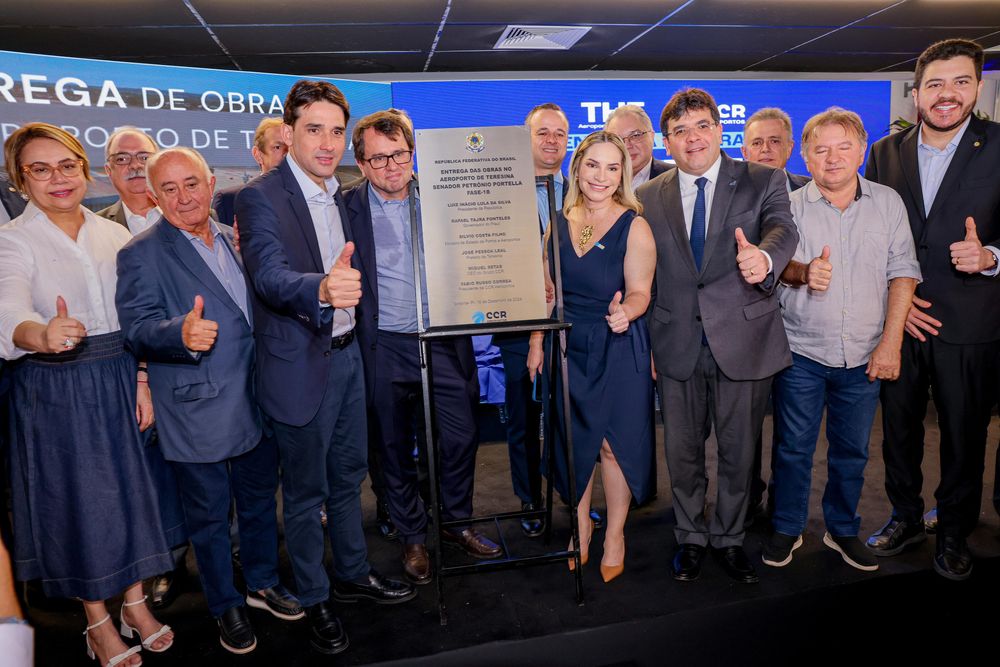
[665,121,719,140]
[363,150,413,169]
[619,129,652,146]
[107,151,153,167]
[21,159,86,182]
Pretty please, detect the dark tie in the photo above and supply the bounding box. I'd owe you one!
[690,176,708,270]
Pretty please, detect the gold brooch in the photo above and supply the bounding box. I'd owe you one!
[578,225,594,251]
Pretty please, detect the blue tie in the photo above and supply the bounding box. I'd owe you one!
[690,176,708,270]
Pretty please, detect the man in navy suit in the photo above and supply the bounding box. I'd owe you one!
[212,117,287,228]
[116,148,301,654]
[344,110,502,585]
[235,81,414,656]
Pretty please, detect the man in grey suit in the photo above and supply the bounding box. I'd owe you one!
[636,88,798,584]
[96,127,160,235]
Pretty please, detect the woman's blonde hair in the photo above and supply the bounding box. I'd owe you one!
[4,123,91,193]
[563,131,642,218]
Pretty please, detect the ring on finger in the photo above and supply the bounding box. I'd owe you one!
[63,338,74,349]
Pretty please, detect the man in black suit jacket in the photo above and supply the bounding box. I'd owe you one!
[0,177,25,224]
[637,88,798,585]
[212,117,287,228]
[864,39,1000,581]
[96,128,161,235]
[343,110,501,586]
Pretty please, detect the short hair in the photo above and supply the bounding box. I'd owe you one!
[105,126,158,158]
[563,131,642,218]
[253,117,284,152]
[283,80,351,127]
[914,38,984,88]
[744,108,793,141]
[800,107,868,157]
[4,122,92,193]
[352,110,415,160]
[660,88,720,136]
[604,104,654,132]
[145,147,212,192]
[525,102,568,127]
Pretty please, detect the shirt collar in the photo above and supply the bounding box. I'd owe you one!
[121,200,161,222]
[634,159,653,184]
[918,115,971,152]
[804,174,870,203]
[20,199,102,229]
[677,154,722,191]
[286,153,339,200]
[178,219,223,243]
[368,179,418,209]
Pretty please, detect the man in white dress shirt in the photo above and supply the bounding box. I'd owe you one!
[96,127,160,235]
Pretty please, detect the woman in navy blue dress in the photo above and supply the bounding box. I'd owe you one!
[1,124,180,666]
[528,131,656,582]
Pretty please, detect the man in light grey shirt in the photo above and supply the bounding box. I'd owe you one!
[762,108,920,572]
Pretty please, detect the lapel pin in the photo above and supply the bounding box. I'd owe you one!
[974,141,981,147]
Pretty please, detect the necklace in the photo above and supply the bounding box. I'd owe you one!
[578,224,594,251]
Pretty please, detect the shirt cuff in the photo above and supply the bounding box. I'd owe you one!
[981,246,1000,277]
[761,249,774,275]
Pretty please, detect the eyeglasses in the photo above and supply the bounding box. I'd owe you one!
[666,121,717,139]
[107,151,153,167]
[619,130,651,146]
[364,150,413,169]
[21,160,85,181]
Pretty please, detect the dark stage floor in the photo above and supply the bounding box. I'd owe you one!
[28,404,1000,666]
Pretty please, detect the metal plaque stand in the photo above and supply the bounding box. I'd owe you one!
[408,176,583,625]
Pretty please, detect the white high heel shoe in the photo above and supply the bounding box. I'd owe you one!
[120,595,174,653]
[84,614,142,667]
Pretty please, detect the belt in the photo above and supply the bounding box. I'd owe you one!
[330,330,355,350]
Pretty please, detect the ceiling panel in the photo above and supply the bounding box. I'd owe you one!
[436,24,644,52]
[0,27,222,59]
[855,0,1000,28]
[662,0,904,27]
[189,0,447,24]
[236,53,428,76]
[445,0,684,24]
[215,25,437,54]
[803,26,994,52]
[1,1,199,26]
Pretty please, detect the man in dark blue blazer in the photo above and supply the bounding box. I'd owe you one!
[344,110,501,585]
[235,81,414,656]
[116,148,301,655]
[212,117,287,228]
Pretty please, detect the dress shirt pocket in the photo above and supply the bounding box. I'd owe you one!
[862,231,889,269]
[743,297,779,320]
[173,381,219,402]
[653,305,671,324]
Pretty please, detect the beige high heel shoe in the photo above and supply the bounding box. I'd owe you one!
[120,595,173,653]
[568,518,595,571]
[84,614,142,667]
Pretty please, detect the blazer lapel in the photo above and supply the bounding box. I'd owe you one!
[161,221,243,318]
[926,117,985,222]
[279,159,326,273]
[659,169,698,276]
[701,155,736,275]
[221,228,254,328]
[346,182,379,304]
[899,126,926,222]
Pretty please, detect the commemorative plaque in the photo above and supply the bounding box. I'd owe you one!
[415,125,547,329]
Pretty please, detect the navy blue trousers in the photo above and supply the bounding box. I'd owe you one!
[496,335,543,506]
[268,340,370,606]
[371,332,479,544]
[170,436,280,617]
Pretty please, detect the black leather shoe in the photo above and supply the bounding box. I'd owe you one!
[402,544,432,585]
[520,503,545,537]
[865,517,926,556]
[246,584,305,620]
[150,567,183,610]
[305,601,349,655]
[377,500,399,541]
[934,535,973,581]
[442,528,503,559]
[671,544,706,581]
[712,545,759,584]
[333,569,417,605]
[218,605,257,654]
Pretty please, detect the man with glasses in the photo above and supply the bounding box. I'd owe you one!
[344,110,501,586]
[605,104,671,189]
[636,88,797,585]
[97,127,160,234]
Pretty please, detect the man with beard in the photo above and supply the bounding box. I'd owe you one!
[864,38,1000,581]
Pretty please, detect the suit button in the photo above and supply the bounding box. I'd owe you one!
[324,351,331,357]
[695,315,702,322]
[697,283,705,289]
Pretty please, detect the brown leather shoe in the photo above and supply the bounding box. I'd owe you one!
[442,528,503,559]
[401,544,432,585]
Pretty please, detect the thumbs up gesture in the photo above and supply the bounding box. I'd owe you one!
[806,245,833,291]
[735,228,768,285]
[950,217,997,274]
[44,295,88,353]
[320,242,363,308]
[182,295,219,352]
[605,290,630,333]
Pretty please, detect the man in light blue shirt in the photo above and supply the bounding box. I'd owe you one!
[345,110,502,586]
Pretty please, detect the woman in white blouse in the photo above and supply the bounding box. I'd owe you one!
[0,124,178,666]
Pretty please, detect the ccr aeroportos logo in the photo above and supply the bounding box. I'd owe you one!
[472,310,507,324]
